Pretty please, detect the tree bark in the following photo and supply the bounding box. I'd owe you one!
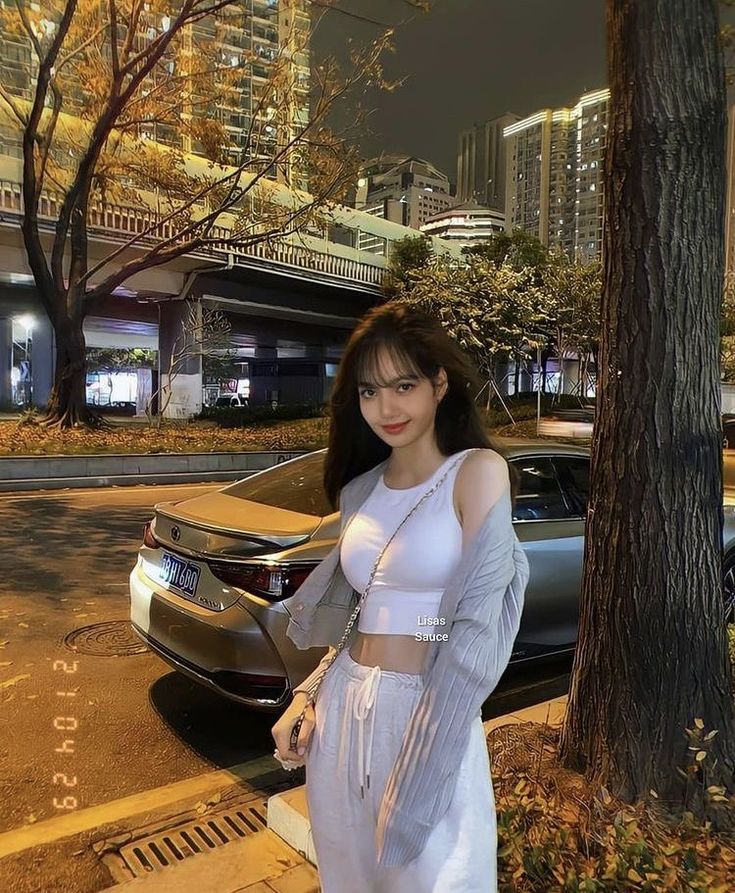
[558,0,735,828]
[42,305,105,429]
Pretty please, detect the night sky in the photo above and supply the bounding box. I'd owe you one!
[312,0,732,184]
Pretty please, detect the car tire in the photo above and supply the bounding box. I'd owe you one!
[723,551,735,624]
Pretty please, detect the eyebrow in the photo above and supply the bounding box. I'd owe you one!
[357,373,420,387]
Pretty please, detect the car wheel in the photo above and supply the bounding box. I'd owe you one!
[723,552,735,624]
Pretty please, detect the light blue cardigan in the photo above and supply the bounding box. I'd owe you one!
[286,452,530,868]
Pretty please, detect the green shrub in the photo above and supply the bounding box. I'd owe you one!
[483,393,595,431]
[194,401,327,428]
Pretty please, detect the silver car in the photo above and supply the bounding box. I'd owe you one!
[129,438,735,712]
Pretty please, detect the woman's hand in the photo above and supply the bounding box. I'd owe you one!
[271,691,316,761]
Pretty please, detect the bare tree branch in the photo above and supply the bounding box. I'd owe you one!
[56,24,109,75]
[78,23,372,286]
[21,0,79,307]
[0,84,28,126]
[146,300,231,424]
[58,0,233,293]
[34,82,63,205]
[0,0,399,428]
[85,149,356,304]
[108,0,120,79]
[119,0,145,64]
[13,0,44,61]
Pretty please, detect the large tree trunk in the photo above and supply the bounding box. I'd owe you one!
[42,308,105,430]
[558,0,735,829]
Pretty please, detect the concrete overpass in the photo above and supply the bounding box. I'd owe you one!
[0,169,461,415]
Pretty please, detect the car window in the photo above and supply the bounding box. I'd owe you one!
[552,456,590,517]
[222,451,333,516]
[508,456,574,521]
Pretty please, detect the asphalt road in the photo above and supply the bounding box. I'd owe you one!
[0,482,287,841]
[0,481,572,866]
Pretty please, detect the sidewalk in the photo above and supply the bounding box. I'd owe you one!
[101,828,320,893]
[100,694,567,893]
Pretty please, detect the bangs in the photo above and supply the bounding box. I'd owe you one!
[355,339,422,388]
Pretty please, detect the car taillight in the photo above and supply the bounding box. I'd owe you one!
[143,520,158,549]
[208,560,318,602]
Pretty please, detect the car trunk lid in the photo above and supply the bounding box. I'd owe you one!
[153,492,322,559]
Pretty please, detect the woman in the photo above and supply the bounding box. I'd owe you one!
[271,302,529,892]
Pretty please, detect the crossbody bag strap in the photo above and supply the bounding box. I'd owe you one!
[298,449,472,708]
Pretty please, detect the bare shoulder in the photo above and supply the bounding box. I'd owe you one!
[455,449,510,531]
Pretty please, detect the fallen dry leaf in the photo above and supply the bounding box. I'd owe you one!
[0,673,30,689]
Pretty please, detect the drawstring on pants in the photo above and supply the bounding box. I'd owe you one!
[352,664,381,799]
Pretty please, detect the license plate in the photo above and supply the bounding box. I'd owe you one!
[159,551,201,598]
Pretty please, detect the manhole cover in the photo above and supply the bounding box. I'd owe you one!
[64,621,149,657]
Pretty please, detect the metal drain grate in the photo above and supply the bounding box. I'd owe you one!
[96,784,289,882]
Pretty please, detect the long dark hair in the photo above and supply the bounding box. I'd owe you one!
[323,301,519,510]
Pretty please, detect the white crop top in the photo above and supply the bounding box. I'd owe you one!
[339,448,477,637]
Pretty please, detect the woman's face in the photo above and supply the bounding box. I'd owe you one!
[356,345,447,447]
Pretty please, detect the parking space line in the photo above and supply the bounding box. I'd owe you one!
[0,753,279,859]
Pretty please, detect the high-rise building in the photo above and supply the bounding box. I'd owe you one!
[0,0,309,182]
[354,155,455,237]
[456,113,519,212]
[503,88,609,260]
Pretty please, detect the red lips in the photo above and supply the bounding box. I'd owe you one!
[382,421,408,433]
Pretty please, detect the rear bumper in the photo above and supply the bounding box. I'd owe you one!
[129,558,290,712]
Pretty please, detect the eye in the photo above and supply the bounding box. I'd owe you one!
[358,382,413,398]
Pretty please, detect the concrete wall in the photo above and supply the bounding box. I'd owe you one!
[0,449,309,492]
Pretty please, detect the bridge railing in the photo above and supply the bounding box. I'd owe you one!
[0,179,384,289]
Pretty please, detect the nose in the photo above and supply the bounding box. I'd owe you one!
[377,389,400,418]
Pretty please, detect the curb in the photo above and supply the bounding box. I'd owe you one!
[267,695,569,863]
[0,449,309,492]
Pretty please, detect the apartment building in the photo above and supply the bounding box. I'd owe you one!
[503,88,609,260]
[0,0,309,182]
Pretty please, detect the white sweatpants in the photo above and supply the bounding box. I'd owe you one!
[304,648,498,892]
